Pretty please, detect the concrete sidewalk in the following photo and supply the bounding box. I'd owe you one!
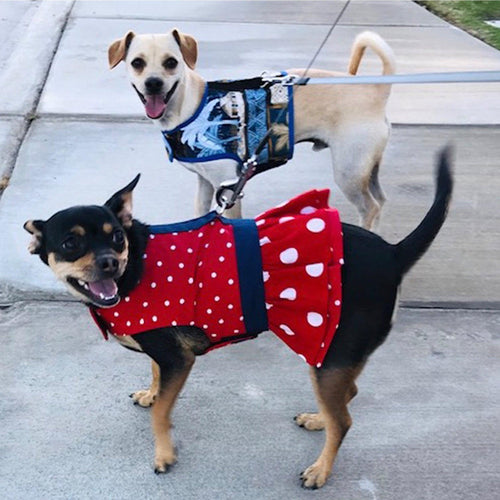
[0,1,499,499]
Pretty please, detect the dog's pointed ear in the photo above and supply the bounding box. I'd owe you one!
[104,174,141,228]
[172,29,197,70]
[24,219,45,254]
[108,31,136,69]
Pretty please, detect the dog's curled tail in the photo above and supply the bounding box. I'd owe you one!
[394,146,454,277]
[348,31,396,76]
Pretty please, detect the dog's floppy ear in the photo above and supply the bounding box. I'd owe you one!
[104,174,141,228]
[108,31,136,69]
[172,29,197,70]
[24,219,45,255]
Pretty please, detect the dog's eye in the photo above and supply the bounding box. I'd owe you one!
[163,57,178,70]
[61,235,79,252]
[131,58,145,70]
[112,229,125,245]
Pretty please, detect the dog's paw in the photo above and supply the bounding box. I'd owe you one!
[130,389,156,407]
[294,412,325,431]
[154,450,177,474]
[300,461,330,489]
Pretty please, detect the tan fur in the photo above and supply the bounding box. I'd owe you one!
[130,361,159,407]
[109,29,396,228]
[102,223,113,234]
[71,225,86,236]
[24,220,43,254]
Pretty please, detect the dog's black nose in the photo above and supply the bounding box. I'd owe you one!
[145,77,164,94]
[96,255,119,274]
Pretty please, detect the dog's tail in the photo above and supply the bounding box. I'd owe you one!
[394,146,454,277]
[348,31,396,76]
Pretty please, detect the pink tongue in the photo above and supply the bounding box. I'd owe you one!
[145,95,166,119]
[88,279,118,299]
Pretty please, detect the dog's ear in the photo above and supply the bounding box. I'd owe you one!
[172,29,197,70]
[108,31,136,69]
[104,174,141,228]
[24,219,45,255]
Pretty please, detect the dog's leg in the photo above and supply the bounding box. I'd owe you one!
[294,367,325,431]
[195,174,214,217]
[222,199,242,219]
[300,364,363,489]
[367,160,386,230]
[130,360,160,407]
[152,353,195,473]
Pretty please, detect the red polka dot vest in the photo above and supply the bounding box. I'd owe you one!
[91,189,343,367]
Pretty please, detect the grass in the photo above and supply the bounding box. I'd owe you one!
[416,0,500,50]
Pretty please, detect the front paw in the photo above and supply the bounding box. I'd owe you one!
[130,389,156,407]
[154,449,177,474]
[300,461,330,489]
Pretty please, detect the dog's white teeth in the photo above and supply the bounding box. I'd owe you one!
[78,279,89,290]
[99,292,105,299]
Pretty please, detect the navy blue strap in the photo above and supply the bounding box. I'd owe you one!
[228,218,269,335]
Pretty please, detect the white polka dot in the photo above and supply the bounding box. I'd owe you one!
[157,261,163,267]
[226,242,232,248]
[316,363,322,368]
[219,228,225,234]
[239,316,244,321]
[151,282,157,288]
[199,282,203,288]
[152,316,158,322]
[203,324,208,329]
[228,278,234,285]
[280,287,297,300]
[334,300,341,306]
[110,322,115,327]
[139,318,145,325]
[180,298,185,304]
[214,296,220,302]
[306,218,325,233]
[306,263,324,277]
[300,206,316,214]
[198,261,203,267]
[126,321,131,327]
[188,277,194,284]
[280,324,295,336]
[142,301,148,308]
[204,243,210,249]
[321,342,325,348]
[211,333,217,337]
[234,329,239,334]
[142,253,147,259]
[125,297,130,302]
[307,312,323,327]
[172,232,178,236]
[149,234,155,239]
[280,248,298,264]
[219,256,225,262]
[228,304,234,310]
[218,319,224,324]
[179,263,184,269]
[188,248,193,254]
[211,272,217,278]
[198,232,204,238]
[164,300,170,307]
[113,312,119,317]
[207,308,212,314]
[339,258,344,265]
[210,221,215,226]
[256,219,265,226]
[189,321,195,326]
[170,245,176,250]
[259,236,271,246]
[167,276,173,282]
[172,321,177,326]
[266,303,273,310]
[279,216,294,223]
[262,271,270,282]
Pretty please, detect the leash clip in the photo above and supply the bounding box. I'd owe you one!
[215,156,258,212]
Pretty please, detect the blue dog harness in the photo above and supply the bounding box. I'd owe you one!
[161,75,294,177]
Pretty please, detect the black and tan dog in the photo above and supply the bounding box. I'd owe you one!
[24,148,452,489]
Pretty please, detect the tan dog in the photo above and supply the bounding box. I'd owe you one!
[108,29,396,229]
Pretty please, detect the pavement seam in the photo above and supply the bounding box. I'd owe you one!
[0,0,75,198]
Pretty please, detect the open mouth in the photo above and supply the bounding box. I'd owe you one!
[132,81,179,120]
[67,277,120,308]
